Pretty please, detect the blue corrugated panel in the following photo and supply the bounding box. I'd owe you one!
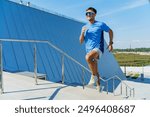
[0,0,88,85]
[0,0,125,91]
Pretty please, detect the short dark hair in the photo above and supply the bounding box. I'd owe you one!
[86,7,97,14]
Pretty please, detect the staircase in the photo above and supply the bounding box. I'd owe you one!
[0,39,135,100]
[0,71,137,100]
[0,72,123,100]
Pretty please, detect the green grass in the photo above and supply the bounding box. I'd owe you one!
[113,53,150,66]
[126,72,140,79]
[131,73,140,79]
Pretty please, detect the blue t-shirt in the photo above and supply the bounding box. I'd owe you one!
[84,21,110,53]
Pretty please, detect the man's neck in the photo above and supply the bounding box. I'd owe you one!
[89,19,95,24]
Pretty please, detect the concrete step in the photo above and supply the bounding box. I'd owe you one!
[0,72,122,100]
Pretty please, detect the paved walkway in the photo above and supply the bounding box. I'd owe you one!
[0,72,122,100]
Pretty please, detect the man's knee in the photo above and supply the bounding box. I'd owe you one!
[85,55,95,63]
[85,55,90,63]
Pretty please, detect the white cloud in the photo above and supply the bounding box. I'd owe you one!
[122,0,148,9]
[131,40,140,43]
[99,0,149,17]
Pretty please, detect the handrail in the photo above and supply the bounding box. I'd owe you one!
[106,75,133,90]
[100,75,134,90]
[115,76,133,90]
[0,39,91,73]
[0,38,135,97]
[99,75,135,97]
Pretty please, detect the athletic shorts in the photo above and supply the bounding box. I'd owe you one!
[93,48,101,55]
[88,48,102,60]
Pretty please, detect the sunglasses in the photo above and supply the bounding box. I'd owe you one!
[86,12,95,16]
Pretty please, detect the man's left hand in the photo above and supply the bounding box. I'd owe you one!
[107,44,113,52]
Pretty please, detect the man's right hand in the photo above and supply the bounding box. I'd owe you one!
[81,26,87,34]
[79,26,87,44]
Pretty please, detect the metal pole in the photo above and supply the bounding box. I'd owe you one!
[120,82,122,95]
[113,78,115,95]
[126,86,128,97]
[106,81,108,94]
[61,55,65,84]
[130,89,132,97]
[142,64,144,74]
[141,64,144,81]
[82,68,85,89]
[0,44,3,94]
[34,44,38,85]
[124,65,126,76]
[133,88,135,97]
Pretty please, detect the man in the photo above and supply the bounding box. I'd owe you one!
[79,7,113,91]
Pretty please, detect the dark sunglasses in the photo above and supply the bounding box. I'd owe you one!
[86,12,95,16]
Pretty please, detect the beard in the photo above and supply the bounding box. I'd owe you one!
[87,17,94,21]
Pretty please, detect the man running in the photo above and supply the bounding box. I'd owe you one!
[79,7,113,91]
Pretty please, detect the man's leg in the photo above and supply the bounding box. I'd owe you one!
[85,50,100,86]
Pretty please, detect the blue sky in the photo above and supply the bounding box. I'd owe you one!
[13,0,150,49]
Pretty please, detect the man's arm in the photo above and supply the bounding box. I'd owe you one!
[108,29,113,52]
[79,26,86,44]
[79,33,84,44]
[109,29,113,44]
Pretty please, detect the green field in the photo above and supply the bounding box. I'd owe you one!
[113,53,150,66]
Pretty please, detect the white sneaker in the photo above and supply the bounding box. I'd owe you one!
[96,85,104,93]
[88,75,97,85]
[96,85,100,91]
[88,75,99,84]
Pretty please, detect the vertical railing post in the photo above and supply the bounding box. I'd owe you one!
[141,64,144,81]
[34,44,38,85]
[133,88,135,97]
[120,82,123,95]
[61,55,65,84]
[113,78,115,95]
[126,86,128,97]
[0,44,3,94]
[124,65,126,76]
[106,81,108,94]
[130,89,132,97]
[82,67,85,89]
